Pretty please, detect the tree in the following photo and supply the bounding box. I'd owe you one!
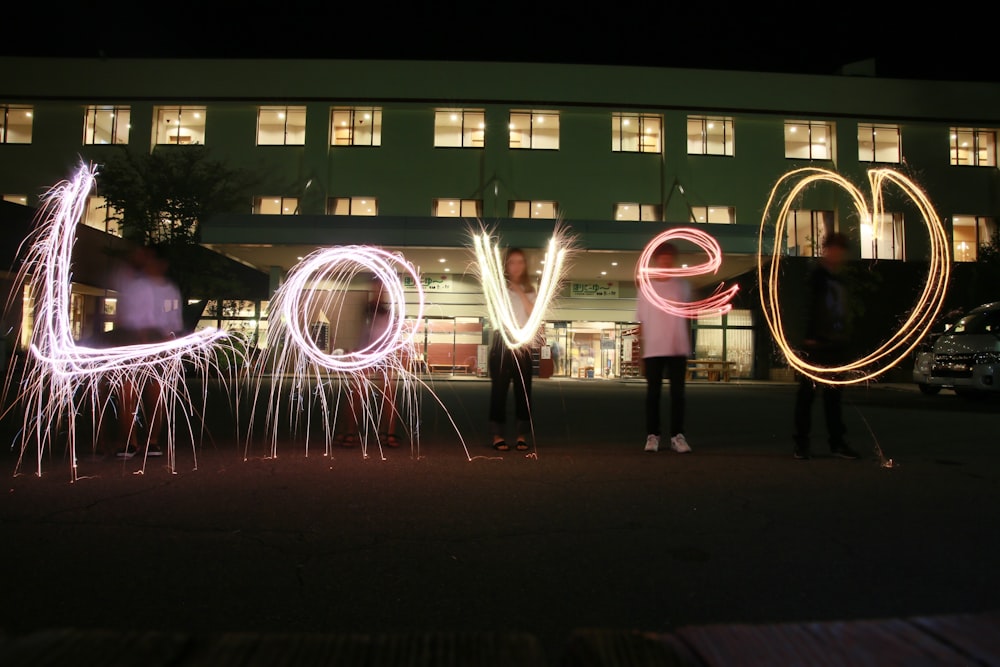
[95,146,263,325]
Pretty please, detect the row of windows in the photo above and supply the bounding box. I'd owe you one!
[786,211,995,262]
[2,103,997,166]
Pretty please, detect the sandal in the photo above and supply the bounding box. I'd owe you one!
[385,433,402,448]
[492,440,510,452]
[515,439,530,451]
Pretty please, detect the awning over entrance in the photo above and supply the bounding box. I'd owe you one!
[201,214,765,290]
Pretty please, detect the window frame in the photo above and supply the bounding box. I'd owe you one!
[784,120,834,160]
[861,212,905,261]
[611,112,662,153]
[614,202,662,222]
[253,196,299,215]
[686,115,734,156]
[509,200,559,219]
[327,197,379,216]
[432,198,483,217]
[508,110,560,150]
[950,127,997,167]
[83,105,131,145]
[857,123,901,163]
[951,214,997,262]
[153,105,206,145]
[1,104,33,144]
[256,105,307,146]
[690,206,736,225]
[785,209,834,257]
[434,108,485,148]
[330,106,382,147]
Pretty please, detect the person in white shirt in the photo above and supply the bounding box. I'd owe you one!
[489,247,537,452]
[635,242,693,454]
[115,244,184,459]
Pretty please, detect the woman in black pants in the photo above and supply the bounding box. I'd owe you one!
[489,248,537,452]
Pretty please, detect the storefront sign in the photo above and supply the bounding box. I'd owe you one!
[570,281,619,298]
[403,274,453,291]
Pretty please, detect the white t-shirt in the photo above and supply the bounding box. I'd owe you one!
[635,278,692,358]
[509,285,537,328]
[117,274,183,339]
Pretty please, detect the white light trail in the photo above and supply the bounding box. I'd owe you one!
[248,245,469,461]
[472,224,574,350]
[635,227,739,318]
[4,161,235,480]
[758,167,951,385]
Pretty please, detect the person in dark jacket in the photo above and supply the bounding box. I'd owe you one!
[793,232,860,461]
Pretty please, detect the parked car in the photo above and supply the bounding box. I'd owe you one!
[912,301,1000,397]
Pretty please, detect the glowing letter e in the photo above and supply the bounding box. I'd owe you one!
[635,227,738,318]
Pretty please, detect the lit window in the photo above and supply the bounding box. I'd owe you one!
[784,121,834,160]
[154,106,206,145]
[1,105,33,144]
[509,111,559,150]
[253,197,299,215]
[950,127,997,166]
[785,210,833,257]
[83,196,122,236]
[331,107,382,146]
[611,113,662,153]
[2,194,27,205]
[690,206,736,225]
[434,109,485,148]
[257,106,306,145]
[614,203,662,221]
[84,105,130,145]
[328,197,378,216]
[858,123,901,163]
[433,199,482,217]
[509,200,558,219]
[860,212,905,260]
[952,215,997,262]
[686,115,733,156]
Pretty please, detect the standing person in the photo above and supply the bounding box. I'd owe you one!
[793,232,860,460]
[489,248,537,452]
[636,242,693,454]
[115,244,184,459]
[338,275,402,448]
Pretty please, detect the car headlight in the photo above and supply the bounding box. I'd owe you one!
[973,351,1000,365]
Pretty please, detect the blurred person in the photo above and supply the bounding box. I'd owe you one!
[792,231,860,461]
[488,247,537,452]
[635,242,693,454]
[337,275,403,448]
[114,244,183,459]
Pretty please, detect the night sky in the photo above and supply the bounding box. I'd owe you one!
[3,3,997,83]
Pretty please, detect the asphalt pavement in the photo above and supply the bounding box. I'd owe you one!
[1,377,998,664]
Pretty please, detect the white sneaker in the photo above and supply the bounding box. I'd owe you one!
[644,434,660,452]
[669,434,692,453]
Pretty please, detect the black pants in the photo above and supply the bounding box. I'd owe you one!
[644,356,686,437]
[489,342,533,437]
[793,373,846,448]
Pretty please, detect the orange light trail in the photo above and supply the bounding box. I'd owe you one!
[758,167,951,385]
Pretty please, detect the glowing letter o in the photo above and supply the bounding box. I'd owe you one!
[273,246,424,373]
[758,167,951,385]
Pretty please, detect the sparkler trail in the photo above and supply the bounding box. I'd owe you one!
[247,245,469,461]
[758,167,951,385]
[470,222,576,458]
[3,161,237,480]
[636,227,739,318]
[472,222,575,350]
